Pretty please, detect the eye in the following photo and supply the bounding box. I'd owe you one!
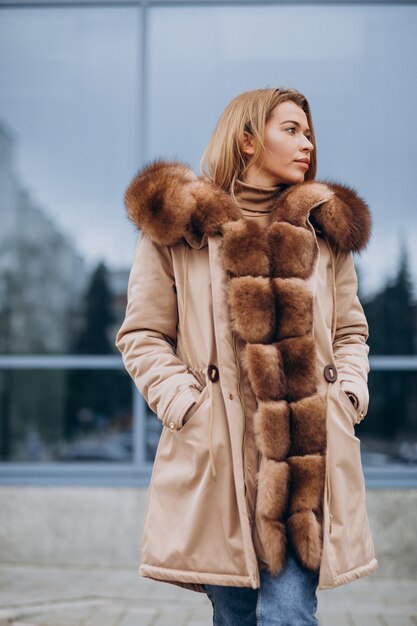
[286,127,312,142]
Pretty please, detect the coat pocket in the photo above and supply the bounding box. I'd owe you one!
[179,384,210,431]
[338,385,360,434]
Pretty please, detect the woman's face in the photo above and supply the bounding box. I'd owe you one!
[242,100,314,187]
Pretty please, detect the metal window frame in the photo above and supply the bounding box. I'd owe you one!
[1,1,417,6]
[1,355,417,487]
[0,355,153,485]
[1,0,417,487]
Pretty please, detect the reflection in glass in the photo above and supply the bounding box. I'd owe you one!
[0,368,132,463]
[0,6,139,465]
[146,2,417,471]
[148,3,417,301]
[0,6,139,357]
[146,408,163,465]
[360,371,417,467]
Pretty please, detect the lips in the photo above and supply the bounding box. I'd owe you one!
[294,158,310,165]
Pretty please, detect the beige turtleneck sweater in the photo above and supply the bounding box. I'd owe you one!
[232,178,285,227]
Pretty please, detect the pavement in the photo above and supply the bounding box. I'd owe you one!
[0,564,416,626]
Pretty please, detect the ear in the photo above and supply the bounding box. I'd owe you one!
[242,131,256,156]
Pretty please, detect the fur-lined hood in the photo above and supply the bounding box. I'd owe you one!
[124,159,372,254]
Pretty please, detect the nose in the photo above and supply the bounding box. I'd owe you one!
[301,135,314,152]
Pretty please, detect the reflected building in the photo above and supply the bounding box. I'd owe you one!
[0,121,89,460]
[0,120,87,354]
[108,267,129,339]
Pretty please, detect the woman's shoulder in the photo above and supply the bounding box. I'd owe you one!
[124,159,241,249]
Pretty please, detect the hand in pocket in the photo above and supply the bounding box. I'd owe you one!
[181,385,209,429]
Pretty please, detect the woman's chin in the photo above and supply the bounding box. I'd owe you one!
[281,173,306,186]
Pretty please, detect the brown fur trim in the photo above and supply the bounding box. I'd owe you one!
[124,160,198,246]
[256,460,290,520]
[272,179,371,254]
[286,454,326,514]
[268,223,318,280]
[228,277,275,343]
[221,219,270,277]
[278,336,318,402]
[188,179,243,238]
[255,514,287,575]
[272,181,336,228]
[124,159,371,254]
[124,160,240,247]
[287,510,322,570]
[273,278,314,340]
[242,344,287,402]
[312,182,372,253]
[253,401,291,461]
[289,395,327,456]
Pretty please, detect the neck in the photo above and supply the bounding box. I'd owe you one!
[233,178,285,214]
[243,161,292,188]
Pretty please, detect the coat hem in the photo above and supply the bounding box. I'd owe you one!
[318,558,379,590]
[139,563,258,593]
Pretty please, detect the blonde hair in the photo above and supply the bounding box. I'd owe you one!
[200,87,317,192]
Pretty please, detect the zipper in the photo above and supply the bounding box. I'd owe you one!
[232,329,247,497]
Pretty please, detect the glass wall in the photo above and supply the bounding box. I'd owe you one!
[1,1,416,481]
[146,3,417,471]
[0,366,132,462]
[0,6,140,464]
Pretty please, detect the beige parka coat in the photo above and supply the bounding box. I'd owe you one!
[115,160,379,594]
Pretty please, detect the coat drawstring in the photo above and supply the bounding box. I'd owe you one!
[325,240,338,534]
[181,245,217,480]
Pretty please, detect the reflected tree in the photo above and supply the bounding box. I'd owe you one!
[65,262,131,444]
[363,244,417,440]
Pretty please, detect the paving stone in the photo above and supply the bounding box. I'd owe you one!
[153,607,192,625]
[188,607,213,619]
[350,616,384,626]
[318,615,354,626]
[118,609,157,626]
[22,606,98,626]
[382,618,417,626]
[0,566,416,626]
[83,607,127,626]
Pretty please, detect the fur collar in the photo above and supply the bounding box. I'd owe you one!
[124,159,372,254]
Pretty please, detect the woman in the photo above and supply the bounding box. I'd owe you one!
[115,87,379,625]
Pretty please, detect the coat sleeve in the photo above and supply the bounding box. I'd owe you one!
[332,251,370,422]
[115,232,201,430]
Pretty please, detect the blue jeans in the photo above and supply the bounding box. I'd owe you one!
[204,549,320,626]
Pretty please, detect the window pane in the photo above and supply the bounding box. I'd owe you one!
[148,4,417,301]
[0,7,140,356]
[360,370,417,467]
[147,3,417,470]
[145,408,162,464]
[0,6,141,466]
[0,368,132,463]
